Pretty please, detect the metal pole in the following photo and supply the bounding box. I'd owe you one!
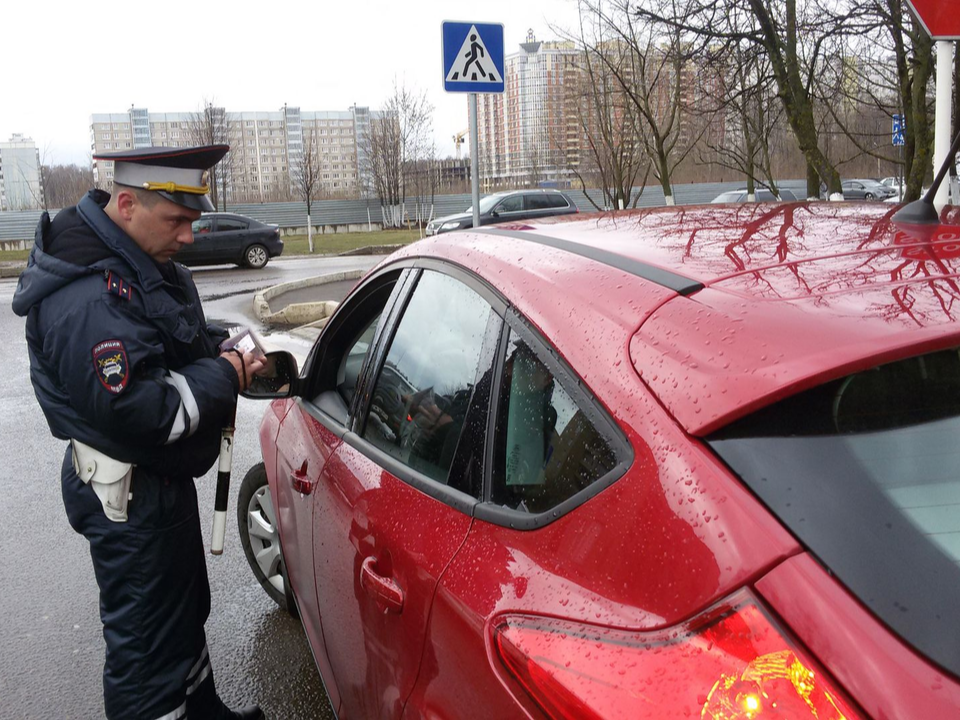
[933,40,954,212]
[469,93,480,228]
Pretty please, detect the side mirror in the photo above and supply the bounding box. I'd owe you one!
[242,350,299,399]
[490,209,499,217]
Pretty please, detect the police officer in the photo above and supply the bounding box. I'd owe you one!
[13,145,266,720]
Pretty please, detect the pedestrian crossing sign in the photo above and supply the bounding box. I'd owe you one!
[442,21,505,93]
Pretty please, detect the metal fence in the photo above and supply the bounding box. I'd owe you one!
[0,180,810,244]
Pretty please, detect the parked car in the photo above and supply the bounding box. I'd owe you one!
[838,179,898,200]
[711,188,799,203]
[175,212,283,268]
[240,203,960,718]
[425,189,578,235]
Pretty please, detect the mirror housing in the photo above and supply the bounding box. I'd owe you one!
[241,350,299,399]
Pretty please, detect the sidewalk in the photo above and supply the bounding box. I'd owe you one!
[253,269,364,343]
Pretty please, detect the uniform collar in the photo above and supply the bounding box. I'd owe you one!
[76,190,165,292]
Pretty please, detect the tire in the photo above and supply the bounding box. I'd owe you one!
[237,463,298,617]
[865,192,874,200]
[244,244,269,269]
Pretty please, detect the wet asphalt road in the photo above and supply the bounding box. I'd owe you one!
[0,255,381,719]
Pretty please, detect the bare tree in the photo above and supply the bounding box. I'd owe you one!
[580,1,708,205]
[291,128,323,251]
[407,144,440,236]
[187,100,233,210]
[697,38,786,197]
[361,81,434,228]
[41,164,94,209]
[633,0,878,199]
[563,4,651,209]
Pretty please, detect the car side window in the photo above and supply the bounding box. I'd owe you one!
[547,194,569,209]
[192,218,213,234]
[525,194,552,210]
[306,270,403,426]
[497,195,523,213]
[362,271,493,485]
[217,219,247,231]
[335,313,381,409]
[491,327,619,514]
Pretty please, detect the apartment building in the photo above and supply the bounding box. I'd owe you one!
[90,106,371,203]
[477,31,582,189]
[0,134,44,211]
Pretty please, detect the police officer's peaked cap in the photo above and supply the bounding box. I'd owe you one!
[93,145,229,212]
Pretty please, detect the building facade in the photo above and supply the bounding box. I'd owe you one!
[0,134,44,211]
[477,31,582,189]
[90,106,372,203]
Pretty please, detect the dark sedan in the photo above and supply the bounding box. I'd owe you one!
[425,189,578,235]
[177,213,283,268]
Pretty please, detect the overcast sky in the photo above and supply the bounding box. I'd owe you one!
[2,1,582,166]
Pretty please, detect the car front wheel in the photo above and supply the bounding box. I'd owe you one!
[238,463,297,617]
[244,244,269,269]
[865,192,874,200]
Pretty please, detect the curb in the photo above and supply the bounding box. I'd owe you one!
[337,244,405,257]
[0,264,25,279]
[253,269,364,326]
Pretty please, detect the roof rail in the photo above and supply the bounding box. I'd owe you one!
[478,227,704,296]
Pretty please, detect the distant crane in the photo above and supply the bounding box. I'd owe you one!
[453,128,468,159]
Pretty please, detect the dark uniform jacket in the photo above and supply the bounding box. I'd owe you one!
[12,189,239,479]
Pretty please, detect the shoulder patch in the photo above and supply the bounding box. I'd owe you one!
[105,271,133,301]
[92,340,129,394]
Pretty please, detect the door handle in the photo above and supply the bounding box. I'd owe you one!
[360,556,404,614]
[289,460,312,495]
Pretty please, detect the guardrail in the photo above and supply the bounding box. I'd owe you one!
[0,181,809,247]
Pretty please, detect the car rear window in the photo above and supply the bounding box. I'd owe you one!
[526,194,553,210]
[546,194,569,209]
[491,328,619,514]
[217,218,247,231]
[708,347,960,678]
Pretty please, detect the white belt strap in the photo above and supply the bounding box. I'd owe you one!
[70,439,134,523]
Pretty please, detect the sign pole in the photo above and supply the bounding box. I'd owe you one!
[442,21,504,228]
[469,92,481,228]
[934,41,955,212]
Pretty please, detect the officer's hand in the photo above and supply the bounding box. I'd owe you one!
[220,350,266,392]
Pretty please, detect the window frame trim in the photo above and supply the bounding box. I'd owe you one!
[474,308,634,530]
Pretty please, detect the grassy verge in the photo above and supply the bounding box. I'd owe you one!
[0,229,426,265]
[279,229,423,256]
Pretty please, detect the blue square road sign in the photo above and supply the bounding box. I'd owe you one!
[442,21,505,94]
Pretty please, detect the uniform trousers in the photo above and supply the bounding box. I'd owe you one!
[61,448,228,719]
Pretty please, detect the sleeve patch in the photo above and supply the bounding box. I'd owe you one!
[93,340,130,394]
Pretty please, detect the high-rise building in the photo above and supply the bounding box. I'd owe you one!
[477,31,582,189]
[0,134,44,211]
[90,105,375,203]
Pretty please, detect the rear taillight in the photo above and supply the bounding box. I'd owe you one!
[494,592,860,719]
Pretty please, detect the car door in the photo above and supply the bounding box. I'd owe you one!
[484,193,523,225]
[211,216,248,263]
[311,265,504,717]
[271,268,409,714]
[844,182,865,199]
[183,217,214,263]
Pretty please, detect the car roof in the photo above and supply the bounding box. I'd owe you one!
[387,203,960,435]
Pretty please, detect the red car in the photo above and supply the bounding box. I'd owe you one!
[239,202,960,719]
